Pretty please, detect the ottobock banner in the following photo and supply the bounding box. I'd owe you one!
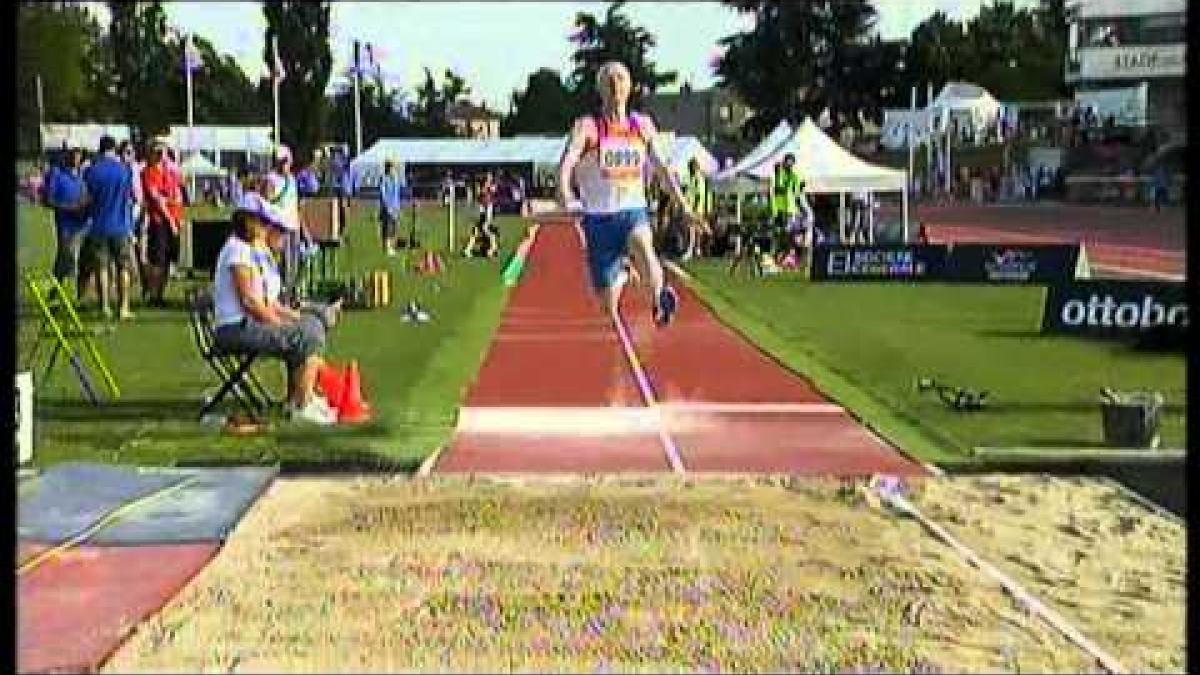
[942,243,1081,284]
[810,245,949,281]
[1041,280,1188,342]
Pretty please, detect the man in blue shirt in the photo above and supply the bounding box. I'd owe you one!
[378,160,406,256]
[82,135,136,320]
[43,147,91,292]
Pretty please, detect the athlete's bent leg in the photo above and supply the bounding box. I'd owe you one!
[627,224,677,326]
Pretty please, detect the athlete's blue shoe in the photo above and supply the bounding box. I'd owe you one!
[654,286,678,327]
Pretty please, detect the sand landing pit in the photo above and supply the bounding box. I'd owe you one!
[104,475,1183,673]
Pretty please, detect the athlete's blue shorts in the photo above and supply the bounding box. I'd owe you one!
[581,208,651,290]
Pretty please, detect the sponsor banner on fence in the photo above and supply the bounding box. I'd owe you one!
[810,245,949,281]
[1041,280,1188,341]
[943,243,1080,283]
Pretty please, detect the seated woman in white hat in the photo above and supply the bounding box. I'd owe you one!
[211,192,342,425]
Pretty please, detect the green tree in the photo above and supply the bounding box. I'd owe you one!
[567,1,677,114]
[263,0,333,164]
[408,67,471,137]
[502,68,574,135]
[16,2,111,154]
[715,0,888,138]
[904,11,973,96]
[107,1,176,142]
[329,71,413,149]
[151,32,268,130]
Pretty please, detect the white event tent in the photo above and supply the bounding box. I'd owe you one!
[715,117,910,240]
[350,133,718,189]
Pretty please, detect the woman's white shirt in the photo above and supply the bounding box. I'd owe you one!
[214,236,281,327]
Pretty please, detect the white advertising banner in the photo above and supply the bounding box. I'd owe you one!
[1077,44,1185,80]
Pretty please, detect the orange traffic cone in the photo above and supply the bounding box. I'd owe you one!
[316,363,345,410]
[337,360,372,424]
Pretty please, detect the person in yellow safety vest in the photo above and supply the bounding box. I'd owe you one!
[683,158,711,259]
[769,152,816,264]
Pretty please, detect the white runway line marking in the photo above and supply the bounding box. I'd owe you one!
[455,403,847,436]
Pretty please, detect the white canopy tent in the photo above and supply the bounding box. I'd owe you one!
[180,153,227,177]
[714,118,910,240]
[350,136,569,189]
[662,135,719,177]
[351,133,718,189]
[714,120,794,183]
[929,81,1002,132]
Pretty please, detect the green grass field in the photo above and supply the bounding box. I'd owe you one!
[18,199,1185,476]
[17,199,525,471]
[680,262,1187,468]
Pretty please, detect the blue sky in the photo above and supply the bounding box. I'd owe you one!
[85,1,1036,110]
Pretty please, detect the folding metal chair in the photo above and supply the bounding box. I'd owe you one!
[185,288,275,418]
[22,271,121,404]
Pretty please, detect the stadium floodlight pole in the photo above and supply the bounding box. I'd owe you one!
[353,40,363,157]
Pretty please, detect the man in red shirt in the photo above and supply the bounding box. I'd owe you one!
[141,143,185,306]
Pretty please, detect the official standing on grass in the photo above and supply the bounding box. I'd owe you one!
[379,160,405,256]
[682,158,710,260]
[262,144,310,296]
[141,143,185,307]
[82,135,137,320]
[43,147,91,295]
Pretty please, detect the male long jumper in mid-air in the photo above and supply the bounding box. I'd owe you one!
[557,60,707,327]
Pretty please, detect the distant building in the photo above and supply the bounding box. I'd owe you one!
[448,102,502,139]
[642,84,753,160]
[1065,0,1186,137]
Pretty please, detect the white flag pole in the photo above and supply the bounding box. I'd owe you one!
[185,34,197,199]
[272,35,281,149]
[926,82,934,195]
[905,85,915,242]
[353,40,363,158]
[35,74,45,155]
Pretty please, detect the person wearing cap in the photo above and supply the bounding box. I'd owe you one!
[212,192,342,425]
[261,144,309,295]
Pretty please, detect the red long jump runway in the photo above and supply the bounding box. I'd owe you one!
[436,218,926,477]
[907,204,1185,279]
[437,218,667,473]
[18,543,219,674]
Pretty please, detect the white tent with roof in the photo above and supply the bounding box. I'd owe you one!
[662,135,719,176]
[714,117,910,240]
[180,152,227,177]
[350,136,569,189]
[351,133,718,190]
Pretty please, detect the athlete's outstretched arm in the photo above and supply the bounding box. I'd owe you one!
[557,118,591,209]
[640,117,703,228]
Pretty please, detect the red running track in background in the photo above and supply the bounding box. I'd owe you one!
[898,203,1186,279]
